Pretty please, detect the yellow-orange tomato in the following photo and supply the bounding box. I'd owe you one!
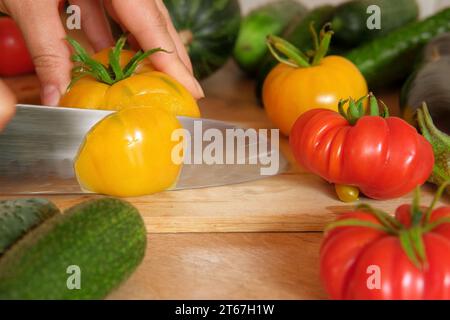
[75,106,183,197]
[335,184,360,203]
[60,47,201,118]
[263,55,368,136]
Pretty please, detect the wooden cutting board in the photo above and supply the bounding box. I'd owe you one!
[1,62,448,233]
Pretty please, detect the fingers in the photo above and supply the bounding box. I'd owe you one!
[0,80,16,132]
[110,0,204,99]
[7,0,72,106]
[155,0,193,73]
[69,0,114,51]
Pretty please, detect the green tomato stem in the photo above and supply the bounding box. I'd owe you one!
[311,26,333,66]
[66,35,168,88]
[266,35,310,68]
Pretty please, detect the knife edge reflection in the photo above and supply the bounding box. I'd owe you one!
[0,105,289,194]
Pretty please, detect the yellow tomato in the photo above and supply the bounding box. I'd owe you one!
[60,39,200,118]
[263,34,368,136]
[335,184,360,203]
[75,106,183,197]
[263,56,367,136]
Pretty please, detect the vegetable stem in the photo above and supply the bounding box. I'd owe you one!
[266,35,310,68]
[66,35,168,88]
[312,24,333,66]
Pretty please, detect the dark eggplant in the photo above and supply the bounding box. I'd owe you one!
[401,33,450,134]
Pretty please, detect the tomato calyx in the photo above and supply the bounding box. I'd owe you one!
[266,23,334,68]
[325,182,450,270]
[338,93,390,125]
[418,103,450,195]
[66,35,169,88]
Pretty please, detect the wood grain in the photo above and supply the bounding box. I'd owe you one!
[107,232,326,300]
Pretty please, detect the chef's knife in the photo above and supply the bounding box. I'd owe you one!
[0,105,288,194]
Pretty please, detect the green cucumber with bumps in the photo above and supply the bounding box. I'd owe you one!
[331,0,419,47]
[346,8,450,88]
[0,198,147,299]
[0,199,59,255]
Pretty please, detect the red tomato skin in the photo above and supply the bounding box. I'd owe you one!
[290,109,434,200]
[320,207,450,300]
[0,17,34,77]
[421,233,450,299]
[320,212,385,299]
[343,236,425,299]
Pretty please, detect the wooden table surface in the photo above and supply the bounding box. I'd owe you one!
[2,62,447,300]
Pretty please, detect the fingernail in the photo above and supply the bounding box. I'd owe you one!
[42,85,61,106]
[194,80,205,99]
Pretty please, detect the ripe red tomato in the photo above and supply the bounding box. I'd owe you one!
[0,17,34,77]
[290,95,434,200]
[321,186,450,299]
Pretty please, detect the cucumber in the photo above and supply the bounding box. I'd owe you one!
[0,199,59,255]
[346,8,450,88]
[233,0,307,74]
[0,198,147,299]
[332,0,419,47]
[255,5,337,101]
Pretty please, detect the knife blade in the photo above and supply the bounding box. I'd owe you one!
[0,105,288,194]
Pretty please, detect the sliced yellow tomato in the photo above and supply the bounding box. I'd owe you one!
[75,106,183,197]
[59,37,200,118]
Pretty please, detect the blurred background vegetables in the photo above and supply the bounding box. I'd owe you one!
[418,105,450,195]
[401,33,450,133]
[331,0,419,47]
[164,0,241,79]
[233,0,307,74]
[0,17,34,77]
[346,8,450,88]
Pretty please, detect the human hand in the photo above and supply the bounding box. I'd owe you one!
[0,0,204,106]
[0,80,16,131]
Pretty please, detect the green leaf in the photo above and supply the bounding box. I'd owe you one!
[324,218,390,234]
[411,187,423,226]
[356,203,402,232]
[369,93,379,116]
[266,35,310,68]
[399,230,422,270]
[424,217,450,233]
[409,227,427,266]
[311,24,333,66]
[425,181,450,224]
[109,35,127,81]
[123,48,169,78]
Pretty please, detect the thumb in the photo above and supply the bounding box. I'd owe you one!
[9,1,72,106]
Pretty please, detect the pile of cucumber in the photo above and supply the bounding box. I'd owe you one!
[0,198,147,299]
[234,0,450,100]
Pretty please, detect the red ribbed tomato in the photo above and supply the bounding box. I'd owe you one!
[321,185,450,299]
[289,95,434,200]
